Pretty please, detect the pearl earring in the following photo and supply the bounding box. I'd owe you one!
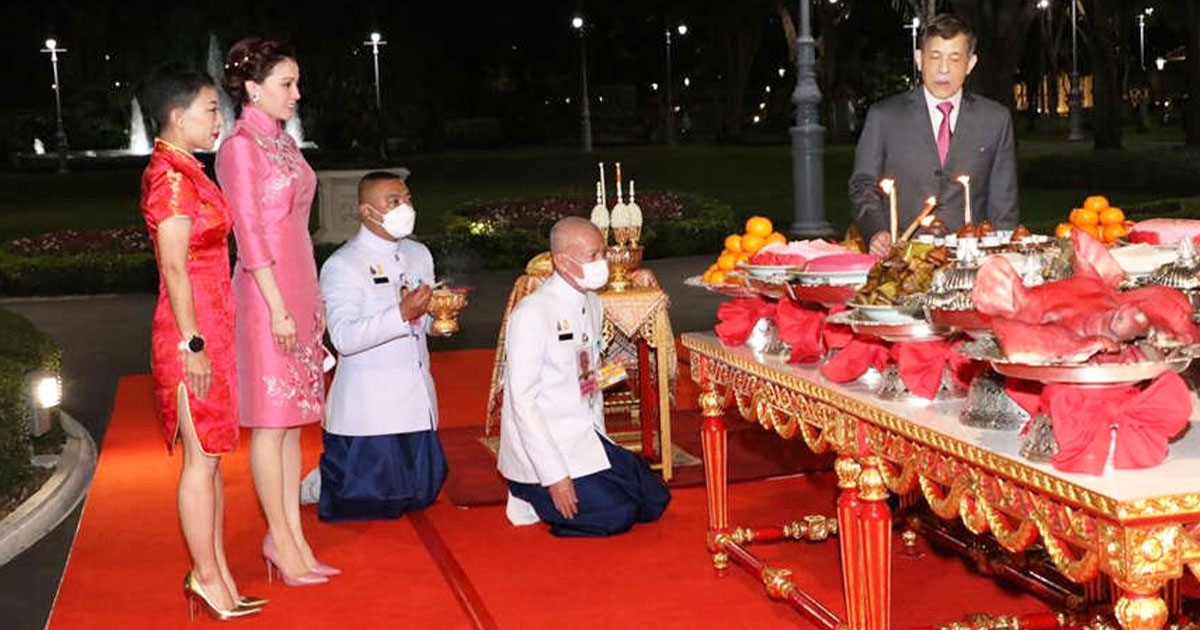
[250,93,261,103]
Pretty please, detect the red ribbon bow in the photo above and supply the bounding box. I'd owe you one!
[775,299,832,364]
[820,337,891,383]
[1044,371,1191,475]
[714,298,777,347]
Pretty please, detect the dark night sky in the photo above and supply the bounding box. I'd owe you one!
[0,0,727,111]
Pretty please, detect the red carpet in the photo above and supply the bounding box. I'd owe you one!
[442,411,836,506]
[49,348,1052,629]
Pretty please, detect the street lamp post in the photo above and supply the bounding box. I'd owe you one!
[1137,8,1154,131]
[363,32,388,162]
[790,0,832,237]
[41,38,69,174]
[572,17,592,153]
[664,23,686,146]
[904,17,921,84]
[1067,0,1084,140]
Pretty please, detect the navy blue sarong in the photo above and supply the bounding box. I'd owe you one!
[318,429,447,522]
[507,437,671,537]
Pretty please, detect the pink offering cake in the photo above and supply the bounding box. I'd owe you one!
[749,239,848,267]
[803,253,878,273]
[1127,218,1200,246]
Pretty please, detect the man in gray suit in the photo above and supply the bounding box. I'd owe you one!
[849,14,1018,255]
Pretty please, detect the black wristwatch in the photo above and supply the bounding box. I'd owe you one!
[179,334,205,353]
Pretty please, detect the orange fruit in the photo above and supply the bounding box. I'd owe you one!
[1071,207,1100,227]
[766,232,787,246]
[724,234,743,253]
[709,270,727,284]
[701,270,713,283]
[707,263,719,273]
[1083,195,1110,211]
[1100,207,1125,226]
[1078,223,1101,239]
[717,252,737,272]
[745,216,774,237]
[735,252,751,265]
[740,233,766,255]
[1055,222,1073,238]
[1102,223,1128,243]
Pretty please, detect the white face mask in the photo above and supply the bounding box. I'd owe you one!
[370,203,416,239]
[573,258,609,290]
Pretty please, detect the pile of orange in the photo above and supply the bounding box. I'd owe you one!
[1055,196,1132,244]
[701,216,787,284]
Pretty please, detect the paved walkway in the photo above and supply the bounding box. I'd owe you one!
[0,255,722,630]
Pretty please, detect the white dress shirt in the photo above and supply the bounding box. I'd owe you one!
[320,226,437,436]
[497,273,610,486]
[923,87,963,138]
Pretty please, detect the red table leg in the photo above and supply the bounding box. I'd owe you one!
[698,374,729,573]
[638,339,659,461]
[1114,585,1168,630]
[836,455,866,630]
[858,457,891,630]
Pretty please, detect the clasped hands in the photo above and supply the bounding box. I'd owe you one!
[400,284,432,324]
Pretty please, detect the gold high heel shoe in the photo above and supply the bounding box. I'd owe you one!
[183,573,262,621]
[238,595,269,609]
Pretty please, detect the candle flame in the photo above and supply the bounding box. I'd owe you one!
[925,196,937,206]
[879,178,895,193]
[956,175,970,185]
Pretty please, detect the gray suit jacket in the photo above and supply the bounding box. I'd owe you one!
[848,88,1018,239]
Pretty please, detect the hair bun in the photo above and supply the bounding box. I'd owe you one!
[222,37,295,110]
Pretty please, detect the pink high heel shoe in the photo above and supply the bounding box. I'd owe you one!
[262,537,328,587]
[308,561,341,577]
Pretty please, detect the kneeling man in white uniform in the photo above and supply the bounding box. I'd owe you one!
[498,216,670,537]
[317,171,446,522]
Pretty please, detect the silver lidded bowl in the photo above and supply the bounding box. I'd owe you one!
[1148,238,1200,291]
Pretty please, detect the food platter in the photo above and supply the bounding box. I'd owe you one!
[827,310,950,342]
[957,338,1199,385]
[785,283,859,306]
[847,302,922,323]
[740,264,800,281]
[925,308,989,334]
[793,269,870,287]
[683,275,757,299]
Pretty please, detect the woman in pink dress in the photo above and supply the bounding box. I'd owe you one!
[216,37,335,585]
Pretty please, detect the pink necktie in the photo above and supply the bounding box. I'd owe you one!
[936,101,954,166]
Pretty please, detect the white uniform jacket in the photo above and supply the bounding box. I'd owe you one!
[320,226,437,436]
[497,273,611,486]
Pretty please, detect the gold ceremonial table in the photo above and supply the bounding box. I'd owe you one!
[683,331,1200,630]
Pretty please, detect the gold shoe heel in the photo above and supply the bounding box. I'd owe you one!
[183,572,263,621]
[238,595,269,609]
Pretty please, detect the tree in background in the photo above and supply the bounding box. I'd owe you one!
[1083,0,1124,149]
[1187,0,1200,145]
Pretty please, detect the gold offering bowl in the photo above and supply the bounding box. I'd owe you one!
[605,245,643,293]
[428,288,468,336]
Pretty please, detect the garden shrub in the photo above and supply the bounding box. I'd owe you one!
[0,308,61,499]
[437,191,736,271]
[1022,148,1200,196]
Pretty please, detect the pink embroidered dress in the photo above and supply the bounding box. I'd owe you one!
[216,106,324,428]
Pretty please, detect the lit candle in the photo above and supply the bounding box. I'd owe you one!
[598,162,607,208]
[956,175,972,225]
[880,178,897,242]
[899,196,939,242]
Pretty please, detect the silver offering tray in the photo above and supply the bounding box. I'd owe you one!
[925,307,989,335]
[827,309,950,342]
[957,337,1200,385]
[684,274,758,299]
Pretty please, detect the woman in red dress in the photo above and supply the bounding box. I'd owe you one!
[139,66,264,620]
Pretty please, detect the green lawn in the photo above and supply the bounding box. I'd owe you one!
[0,143,1169,243]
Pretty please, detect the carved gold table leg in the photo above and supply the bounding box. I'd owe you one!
[699,377,729,573]
[1113,586,1168,630]
[836,455,866,630]
[858,456,891,630]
